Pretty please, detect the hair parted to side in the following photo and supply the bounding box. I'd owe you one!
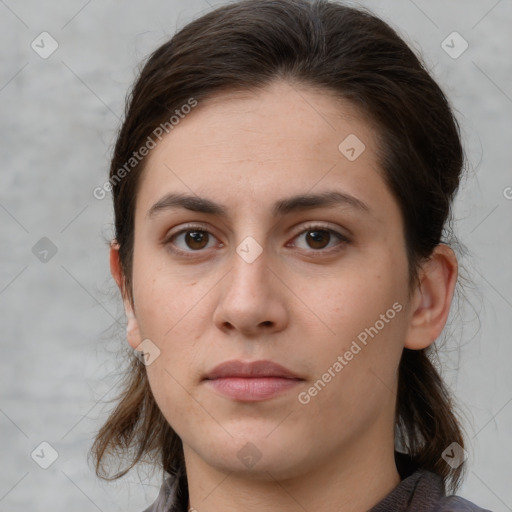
[91,0,469,493]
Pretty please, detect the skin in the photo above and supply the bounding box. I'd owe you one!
[110,80,458,512]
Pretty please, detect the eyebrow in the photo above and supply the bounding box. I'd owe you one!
[147,190,371,219]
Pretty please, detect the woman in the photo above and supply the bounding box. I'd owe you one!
[91,0,493,510]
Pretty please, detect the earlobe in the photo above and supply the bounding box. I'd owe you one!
[109,240,143,350]
[404,243,458,350]
[124,306,143,350]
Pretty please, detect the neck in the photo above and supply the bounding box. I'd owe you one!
[184,437,401,512]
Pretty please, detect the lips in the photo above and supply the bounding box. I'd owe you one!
[202,360,304,402]
[203,359,302,380]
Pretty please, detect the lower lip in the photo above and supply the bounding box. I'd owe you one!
[204,377,302,401]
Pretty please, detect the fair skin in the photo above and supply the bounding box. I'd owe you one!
[110,80,457,512]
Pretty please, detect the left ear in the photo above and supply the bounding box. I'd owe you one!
[109,240,143,350]
[404,243,458,350]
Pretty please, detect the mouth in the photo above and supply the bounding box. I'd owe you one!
[202,359,304,402]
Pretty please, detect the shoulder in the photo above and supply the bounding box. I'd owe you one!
[369,460,494,512]
[393,452,493,512]
[435,495,494,512]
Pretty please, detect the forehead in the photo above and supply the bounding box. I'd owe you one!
[135,80,397,223]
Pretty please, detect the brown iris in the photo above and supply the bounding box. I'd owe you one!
[185,230,209,250]
[305,229,331,249]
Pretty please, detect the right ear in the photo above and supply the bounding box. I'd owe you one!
[110,241,142,349]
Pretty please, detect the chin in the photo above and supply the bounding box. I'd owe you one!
[194,433,312,481]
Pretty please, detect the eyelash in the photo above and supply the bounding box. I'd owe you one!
[163,222,350,259]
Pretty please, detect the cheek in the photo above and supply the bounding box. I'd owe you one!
[298,253,408,397]
[302,252,407,345]
[146,362,216,448]
[131,250,206,340]
[296,305,406,441]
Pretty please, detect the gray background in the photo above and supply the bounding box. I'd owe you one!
[1,0,511,511]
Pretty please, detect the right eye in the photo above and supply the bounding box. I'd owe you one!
[163,224,223,257]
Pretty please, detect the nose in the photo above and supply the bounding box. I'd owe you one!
[212,244,289,337]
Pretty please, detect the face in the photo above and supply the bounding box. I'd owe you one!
[121,80,418,480]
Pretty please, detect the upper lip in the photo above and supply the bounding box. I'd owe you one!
[203,360,302,380]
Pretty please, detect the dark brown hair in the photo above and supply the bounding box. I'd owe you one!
[91,0,469,494]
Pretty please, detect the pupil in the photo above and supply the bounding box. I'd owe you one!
[186,231,208,249]
[306,230,329,249]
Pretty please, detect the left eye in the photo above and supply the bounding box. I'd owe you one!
[291,228,347,251]
[171,229,218,251]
